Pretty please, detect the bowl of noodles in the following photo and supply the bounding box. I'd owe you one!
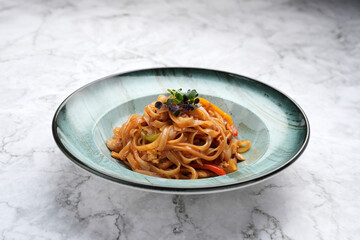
[52,67,309,194]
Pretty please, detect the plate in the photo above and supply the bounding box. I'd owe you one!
[52,67,310,194]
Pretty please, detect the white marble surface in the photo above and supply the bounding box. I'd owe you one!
[1,0,360,239]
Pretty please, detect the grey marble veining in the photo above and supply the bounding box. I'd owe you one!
[0,0,359,239]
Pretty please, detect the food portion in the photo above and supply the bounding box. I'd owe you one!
[107,89,251,179]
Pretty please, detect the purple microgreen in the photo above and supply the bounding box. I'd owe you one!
[166,98,174,105]
[161,88,201,116]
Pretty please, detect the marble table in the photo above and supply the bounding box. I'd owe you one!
[1,0,359,239]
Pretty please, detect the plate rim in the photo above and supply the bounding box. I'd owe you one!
[52,67,310,194]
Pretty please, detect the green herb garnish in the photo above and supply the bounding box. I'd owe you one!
[155,88,200,116]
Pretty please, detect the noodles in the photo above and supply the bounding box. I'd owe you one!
[107,92,251,179]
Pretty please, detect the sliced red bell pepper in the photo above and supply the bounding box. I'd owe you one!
[230,125,238,136]
[190,163,226,176]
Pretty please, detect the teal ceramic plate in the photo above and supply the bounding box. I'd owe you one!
[52,68,309,194]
